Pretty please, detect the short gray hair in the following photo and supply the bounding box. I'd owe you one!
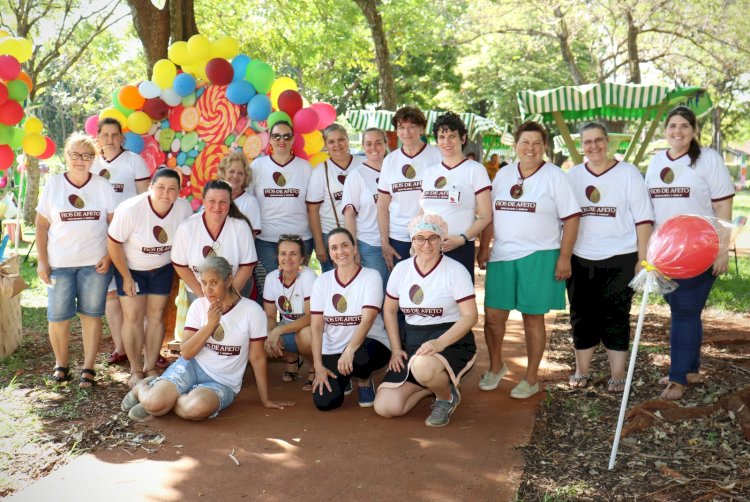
[323,123,348,141]
[197,255,233,281]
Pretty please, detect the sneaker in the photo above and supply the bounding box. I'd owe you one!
[425,384,460,427]
[478,364,508,391]
[128,403,151,420]
[343,380,353,396]
[510,380,540,399]
[357,378,376,407]
[121,389,139,412]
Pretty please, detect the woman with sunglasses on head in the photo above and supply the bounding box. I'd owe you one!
[36,132,116,388]
[171,180,257,304]
[250,121,313,274]
[310,228,391,410]
[645,106,734,400]
[307,124,363,272]
[263,234,317,390]
[565,123,653,393]
[107,168,194,388]
[374,214,478,427]
[419,112,492,281]
[477,121,580,399]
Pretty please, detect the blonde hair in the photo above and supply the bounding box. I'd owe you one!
[64,132,97,157]
[217,150,251,190]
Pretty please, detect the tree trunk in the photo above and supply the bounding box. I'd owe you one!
[126,0,171,77]
[353,0,397,110]
[169,0,199,42]
[625,10,642,84]
[711,106,722,152]
[553,6,584,85]
[22,157,39,225]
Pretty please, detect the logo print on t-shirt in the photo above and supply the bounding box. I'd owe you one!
[202,245,216,257]
[153,226,168,244]
[98,169,110,180]
[434,176,447,189]
[273,172,287,187]
[332,294,347,313]
[337,174,347,184]
[212,324,225,342]
[68,194,85,209]
[585,185,601,203]
[401,164,416,179]
[660,167,675,184]
[510,184,523,200]
[409,284,425,305]
[278,295,291,313]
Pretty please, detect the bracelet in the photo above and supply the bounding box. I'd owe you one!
[460,233,470,245]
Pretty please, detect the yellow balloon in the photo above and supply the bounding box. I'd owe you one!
[0,38,21,59]
[23,117,43,134]
[187,34,211,60]
[0,31,10,38]
[308,152,329,167]
[152,59,177,89]
[22,133,46,157]
[270,77,298,109]
[127,111,152,135]
[99,107,127,129]
[168,41,193,66]
[192,60,208,81]
[15,38,32,63]
[211,37,239,60]
[302,130,324,155]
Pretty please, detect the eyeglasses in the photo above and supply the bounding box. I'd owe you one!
[582,137,607,148]
[270,133,294,141]
[68,152,95,161]
[279,234,302,242]
[412,235,441,246]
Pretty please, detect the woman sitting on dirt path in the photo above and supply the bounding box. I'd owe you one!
[310,228,391,410]
[122,255,294,420]
[374,214,478,427]
[36,132,116,388]
[565,122,653,393]
[107,168,193,388]
[645,106,734,400]
[263,234,317,391]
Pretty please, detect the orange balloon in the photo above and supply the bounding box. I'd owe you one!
[119,85,146,110]
[17,71,32,93]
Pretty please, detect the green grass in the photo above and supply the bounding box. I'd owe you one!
[732,191,750,218]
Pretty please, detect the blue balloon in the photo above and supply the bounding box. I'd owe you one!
[226,80,256,105]
[247,94,272,121]
[231,55,251,82]
[123,132,144,153]
[176,151,187,165]
[195,87,205,99]
[173,73,197,97]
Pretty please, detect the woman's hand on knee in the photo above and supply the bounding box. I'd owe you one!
[388,349,408,372]
[312,367,336,395]
[415,339,444,357]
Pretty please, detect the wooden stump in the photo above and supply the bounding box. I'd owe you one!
[0,254,23,357]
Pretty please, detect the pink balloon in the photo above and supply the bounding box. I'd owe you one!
[0,176,7,188]
[190,198,203,211]
[292,131,305,156]
[85,115,99,137]
[292,107,319,135]
[311,102,336,129]
[0,56,21,81]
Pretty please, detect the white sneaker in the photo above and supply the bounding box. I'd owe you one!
[510,379,539,399]
[478,364,508,391]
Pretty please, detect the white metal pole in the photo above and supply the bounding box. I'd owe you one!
[13,169,25,256]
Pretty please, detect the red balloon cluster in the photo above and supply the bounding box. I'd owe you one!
[646,215,720,279]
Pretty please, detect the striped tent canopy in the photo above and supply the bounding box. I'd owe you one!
[553,132,633,157]
[482,134,515,157]
[517,84,712,124]
[346,109,507,140]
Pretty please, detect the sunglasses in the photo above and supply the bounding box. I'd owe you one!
[68,152,95,161]
[270,133,294,141]
[279,234,303,242]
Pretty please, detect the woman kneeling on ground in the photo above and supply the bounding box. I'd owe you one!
[374,214,478,427]
[122,256,294,420]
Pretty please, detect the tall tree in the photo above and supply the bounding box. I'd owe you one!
[352,0,396,110]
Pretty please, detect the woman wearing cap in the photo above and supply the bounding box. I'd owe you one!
[36,132,116,388]
[310,228,391,410]
[377,106,442,271]
[342,127,389,286]
[419,112,492,280]
[108,168,193,387]
[566,123,653,392]
[122,255,295,421]
[374,213,477,427]
[250,121,313,274]
[263,234,317,390]
[477,121,580,399]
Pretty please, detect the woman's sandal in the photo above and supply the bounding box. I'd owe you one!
[282,355,303,382]
[568,373,591,389]
[49,366,72,384]
[79,369,97,389]
[302,370,315,392]
[607,378,626,393]
[660,381,685,400]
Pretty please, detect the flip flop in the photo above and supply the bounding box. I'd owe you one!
[660,381,685,400]
[282,355,303,382]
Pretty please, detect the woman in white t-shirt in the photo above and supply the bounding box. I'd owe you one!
[343,127,389,286]
[374,214,478,427]
[107,168,193,387]
[122,256,294,420]
[307,124,363,272]
[310,228,391,410]
[35,132,116,388]
[645,106,734,400]
[477,121,581,400]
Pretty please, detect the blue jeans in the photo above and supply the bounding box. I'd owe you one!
[256,238,314,273]
[389,238,411,268]
[48,265,113,321]
[664,269,716,385]
[151,356,235,416]
[319,232,334,273]
[358,240,388,289]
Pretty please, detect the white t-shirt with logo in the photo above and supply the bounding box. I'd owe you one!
[250,155,313,242]
[108,193,193,270]
[645,148,734,226]
[568,161,654,260]
[420,159,491,237]
[489,162,581,262]
[233,190,262,236]
[386,255,475,326]
[171,213,258,293]
[377,144,442,242]
[36,173,116,268]
[263,266,317,323]
[341,163,382,247]
[310,266,389,354]
[307,156,365,234]
[184,297,267,394]
[90,150,151,207]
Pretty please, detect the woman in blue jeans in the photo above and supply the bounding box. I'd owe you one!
[645,106,734,400]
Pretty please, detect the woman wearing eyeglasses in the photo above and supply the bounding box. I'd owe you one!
[477,121,580,399]
[307,124,363,272]
[374,214,478,427]
[171,180,257,303]
[35,132,117,388]
[263,235,317,390]
[565,123,653,393]
[250,121,313,274]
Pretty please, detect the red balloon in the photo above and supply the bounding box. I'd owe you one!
[0,100,23,125]
[38,137,56,160]
[205,58,234,86]
[0,83,7,106]
[278,90,303,118]
[292,107,319,135]
[0,144,13,169]
[310,102,336,129]
[647,215,719,279]
[169,104,185,131]
[143,98,169,120]
[0,55,21,81]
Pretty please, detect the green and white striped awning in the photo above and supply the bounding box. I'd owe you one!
[347,109,507,140]
[517,84,712,123]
